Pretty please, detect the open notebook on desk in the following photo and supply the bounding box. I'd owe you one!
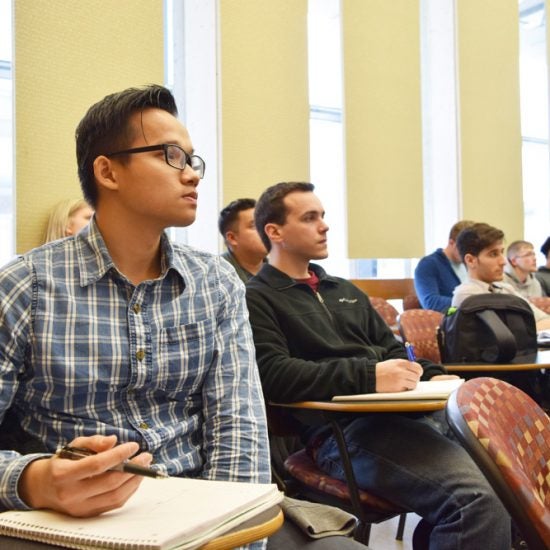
[332,378,465,402]
[0,476,282,550]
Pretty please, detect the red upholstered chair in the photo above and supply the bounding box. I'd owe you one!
[266,405,408,545]
[397,309,444,363]
[529,296,550,315]
[369,296,399,332]
[446,377,550,550]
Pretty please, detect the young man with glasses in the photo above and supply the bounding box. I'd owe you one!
[0,86,367,550]
[0,85,268,523]
[503,240,544,298]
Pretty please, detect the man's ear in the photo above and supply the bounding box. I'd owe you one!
[464,253,476,270]
[225,230,238,248]
[264,223,282,245]
[93,156,118,192]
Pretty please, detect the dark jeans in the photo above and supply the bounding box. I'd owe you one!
[315,411,511,550]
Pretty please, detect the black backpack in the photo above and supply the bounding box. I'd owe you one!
[437,294,538,363]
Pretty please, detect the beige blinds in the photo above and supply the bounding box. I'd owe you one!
[15,0,163,253]
[343,0,424,258]
[457,0,523,241]
[219,0,310,203]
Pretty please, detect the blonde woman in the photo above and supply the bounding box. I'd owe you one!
[43,198,93,243]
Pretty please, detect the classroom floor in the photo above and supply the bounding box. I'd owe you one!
[366,513,422,549]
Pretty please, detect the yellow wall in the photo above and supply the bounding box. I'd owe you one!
[219,0,310,203]
[15,0,163,253]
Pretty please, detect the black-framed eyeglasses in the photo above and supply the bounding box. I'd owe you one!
[105,144,205,179]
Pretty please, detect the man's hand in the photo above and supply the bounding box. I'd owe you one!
[18,434,152,517]
[375,359,423,393]
[429,374,460,381]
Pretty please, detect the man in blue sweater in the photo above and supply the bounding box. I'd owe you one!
[414,220,474,312]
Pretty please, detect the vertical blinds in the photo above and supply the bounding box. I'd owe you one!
[343,0,424,258]
[15,0,163,253]
[219,0,310,204]
[457,0,523,241]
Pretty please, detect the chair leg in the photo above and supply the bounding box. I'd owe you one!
[353,521,372,546]
[395,512,407,540]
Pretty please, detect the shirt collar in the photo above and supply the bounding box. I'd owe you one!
[75,217,184,287]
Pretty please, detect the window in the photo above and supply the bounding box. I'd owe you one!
[308,0,348,277]
[0,0,13,265]
[518,0,549,258]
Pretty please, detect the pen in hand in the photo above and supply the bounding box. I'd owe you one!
[405,342,417,362]
[56,445,169,479]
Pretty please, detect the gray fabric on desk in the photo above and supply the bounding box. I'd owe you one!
[281,496,357,539]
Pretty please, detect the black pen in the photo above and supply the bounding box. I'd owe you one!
[56,445,169,479]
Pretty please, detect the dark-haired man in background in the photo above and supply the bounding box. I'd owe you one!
[218,198,267,282]
[536,236,550,296]
[246,181,511,549]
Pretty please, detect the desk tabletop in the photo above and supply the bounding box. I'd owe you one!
[271,399,447,413]
[445,349,550,372]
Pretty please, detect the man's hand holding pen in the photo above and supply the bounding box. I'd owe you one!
[18,434,154,518]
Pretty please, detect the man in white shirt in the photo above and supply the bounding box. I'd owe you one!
[503,240,544,298]
[452,223,550,330]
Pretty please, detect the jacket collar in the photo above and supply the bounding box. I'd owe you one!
[254,262,339,290]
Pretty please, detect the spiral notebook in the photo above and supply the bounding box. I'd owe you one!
[0,476,282,550]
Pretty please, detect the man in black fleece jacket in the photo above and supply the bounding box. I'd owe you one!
[246,182,510,550]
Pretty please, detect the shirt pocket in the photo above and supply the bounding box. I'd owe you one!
[158,318,215,394]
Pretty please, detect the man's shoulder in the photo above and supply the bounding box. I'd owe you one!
[171,242,222,267]
[417,248,446,267]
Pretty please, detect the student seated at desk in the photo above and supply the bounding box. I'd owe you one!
[218,198,267,282]
[0,86,365,550]
[503,240,544,299]
[452,223,550,331]
[414,220,474,312]
[536,236,550,296]
[245,181,511,550]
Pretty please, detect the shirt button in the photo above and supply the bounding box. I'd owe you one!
[136,349,145,361]
[139,422,149,430]
[133,304,141,314]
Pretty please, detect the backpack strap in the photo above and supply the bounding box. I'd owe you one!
[476,309,517,362]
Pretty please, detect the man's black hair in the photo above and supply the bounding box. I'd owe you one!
[254,182,315,252]
[75,85,178,207]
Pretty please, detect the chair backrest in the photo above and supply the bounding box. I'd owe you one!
[369,296,399,329]
[446,377,550,550]
[397,309,443,363]
[529,296,550,315]
[403,294,421,310]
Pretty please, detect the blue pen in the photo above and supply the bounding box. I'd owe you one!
[405,342,416,362]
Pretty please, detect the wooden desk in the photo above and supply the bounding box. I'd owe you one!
[445,349,550,373]
[0,506,284,550]
[202,506,283,549]
[273,399,446,413]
